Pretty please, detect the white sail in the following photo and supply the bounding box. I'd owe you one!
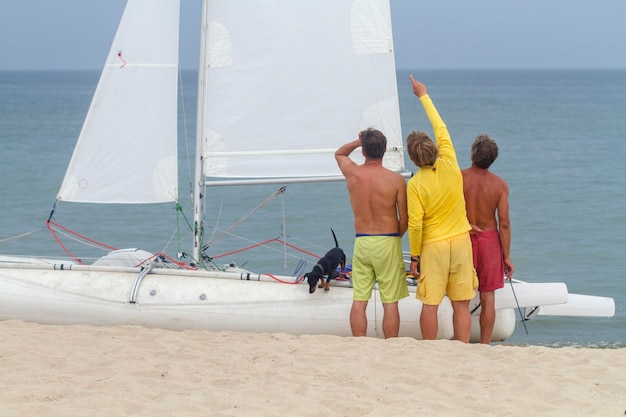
[57,0,180,204]
[200,0,404,184]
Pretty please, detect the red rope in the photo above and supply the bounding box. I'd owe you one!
[46,220,120,264]
[274,239,319,258]
[211,238,323,285]
[134,252,196,270]
[262,273,305,284]
[48,220,118,251]
[46,221,325,280]
[46,221,84,264]
[213,238,321,260]
[212,238,286,259]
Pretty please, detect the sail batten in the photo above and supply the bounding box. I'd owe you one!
[205,176,352,187]
[103,63,178,69]
[206,148,398,157]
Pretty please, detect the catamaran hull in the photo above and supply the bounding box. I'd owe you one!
[0,263,511,342]
[0,262,588,342]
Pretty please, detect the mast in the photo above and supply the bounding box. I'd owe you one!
[192,0,209,262]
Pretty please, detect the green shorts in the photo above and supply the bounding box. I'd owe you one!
[351,235,409,303]
[417,233,478,304]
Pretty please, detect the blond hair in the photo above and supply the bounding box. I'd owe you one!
[406,130,438,167]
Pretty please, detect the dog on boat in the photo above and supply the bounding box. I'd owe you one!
[305,228,346,294]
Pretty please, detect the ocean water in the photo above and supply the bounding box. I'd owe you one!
[0,69,624,347]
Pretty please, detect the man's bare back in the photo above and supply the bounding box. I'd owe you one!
[462,166,509,233]
[344,162,407,235]
[335,138,407,237]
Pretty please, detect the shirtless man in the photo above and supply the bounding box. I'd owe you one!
[462,134,514,344]
[335,128,409,338]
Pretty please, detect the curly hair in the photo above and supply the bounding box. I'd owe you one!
[406,130,438,167]
[471,134,498,169]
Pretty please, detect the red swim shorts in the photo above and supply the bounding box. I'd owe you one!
[470,229,505,292]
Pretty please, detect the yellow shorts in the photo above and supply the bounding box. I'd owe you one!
[416,233,478,305]
[352,235,409,303]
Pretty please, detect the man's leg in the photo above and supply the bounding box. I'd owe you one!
[451,299,471,343]
[382,301,400,338]
[420,304,439,339]
[479,290,496,344]
[350,300,368,336]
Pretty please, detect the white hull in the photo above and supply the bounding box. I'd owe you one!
[532,293,615,318]
[0,256,594,343]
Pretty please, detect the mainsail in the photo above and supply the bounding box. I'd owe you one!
[57,0,180,204]
[199,0,405,185]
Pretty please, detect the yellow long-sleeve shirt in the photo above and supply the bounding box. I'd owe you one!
[407,94,471,256]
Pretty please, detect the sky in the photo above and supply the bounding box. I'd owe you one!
[0,0,625,71]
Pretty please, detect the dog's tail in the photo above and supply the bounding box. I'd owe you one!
[330,228,339,248]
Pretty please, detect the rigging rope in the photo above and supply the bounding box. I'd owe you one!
[46,220,118,264]
[509,279,529,335]
[201,186,287,251]
[0,228,41,244]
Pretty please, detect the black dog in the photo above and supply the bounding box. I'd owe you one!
[305,228,346,294]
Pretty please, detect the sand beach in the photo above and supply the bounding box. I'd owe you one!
[0,320,624,416]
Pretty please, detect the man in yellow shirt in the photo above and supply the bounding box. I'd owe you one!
[406,75,477,343]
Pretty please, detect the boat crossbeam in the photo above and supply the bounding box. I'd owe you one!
[129,265,153,303]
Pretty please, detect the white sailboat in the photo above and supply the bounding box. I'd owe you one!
[0,0,614,342]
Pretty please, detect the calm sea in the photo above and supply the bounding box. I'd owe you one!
[1,69,624,347]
